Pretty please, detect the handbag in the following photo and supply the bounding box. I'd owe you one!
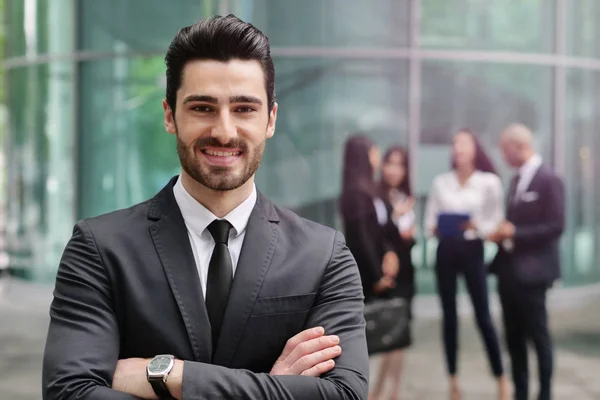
[363,296,410,355]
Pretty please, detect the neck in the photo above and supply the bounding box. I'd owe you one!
[455,165,475,181]
[519,150,536,167]
[180,171,254,218]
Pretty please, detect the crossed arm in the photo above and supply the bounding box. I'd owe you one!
[42,223,369,400]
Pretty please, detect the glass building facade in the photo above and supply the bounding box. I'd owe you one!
[4,1,600,292]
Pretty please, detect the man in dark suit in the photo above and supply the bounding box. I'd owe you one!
[42,15,369,400]
[489,124,565,400]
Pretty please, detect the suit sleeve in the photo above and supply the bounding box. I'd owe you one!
[513,174,565,246]
[343,190,383,287]
[180,231,369,400]
[42,221,137,400]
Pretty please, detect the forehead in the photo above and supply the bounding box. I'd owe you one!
[386,151,403,163]
[454,132,473,143]
[178,59,267,101]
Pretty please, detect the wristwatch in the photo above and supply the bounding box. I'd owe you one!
[146,354,175,399]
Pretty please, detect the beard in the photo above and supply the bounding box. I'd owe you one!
[177,133,265,191]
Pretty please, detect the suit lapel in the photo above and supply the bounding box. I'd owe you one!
[148,177,212,363]
[212,192,280,366]
[508,165,544,219]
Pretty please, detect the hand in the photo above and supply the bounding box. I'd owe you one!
[270,327,342,377]
[373,276,396,294]
[400,225,416,241]
[432,226,439,237]
[382,251,399,278]
[460,219,477,231]
[487,230,502,243]
[113,358,159,400]
[392,197,415,220]
[499,221,516,239]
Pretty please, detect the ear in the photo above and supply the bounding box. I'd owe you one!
[266,102,278,139]
[163,99,177,135]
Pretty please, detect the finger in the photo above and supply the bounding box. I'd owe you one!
[278,327,325,361]
[292,345,342,375]
[286,335,340,370]
[300,359,336,377]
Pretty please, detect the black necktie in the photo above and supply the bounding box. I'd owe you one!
[508,173,520,204]
[507,173,520,217]
[206,219,233,353]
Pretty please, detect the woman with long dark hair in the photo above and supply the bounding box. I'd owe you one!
[339,134,402,399]
[366,145,417,399]
[340,134,398,298]
[424,130,509,400]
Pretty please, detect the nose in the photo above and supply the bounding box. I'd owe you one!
[211,110,237,143]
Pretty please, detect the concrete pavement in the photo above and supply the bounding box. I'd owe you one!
[1,278,598,399]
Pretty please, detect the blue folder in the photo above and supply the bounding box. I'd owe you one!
[437,212,471,238]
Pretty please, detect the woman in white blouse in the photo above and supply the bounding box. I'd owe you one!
[424,129,509,400]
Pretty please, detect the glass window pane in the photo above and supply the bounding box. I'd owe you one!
[256,58,409,228]
[5,62,76,281]
[565,0,600,58]
[78,56,181,218]
[420,1,555,52]
[563,69,600,285]
[79,0,217,52]
[235,0,409,48]
[5,0,74,58]
[419,61,553,181]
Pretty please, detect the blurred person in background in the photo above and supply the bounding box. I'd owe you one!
[368,145,417,400]
[424,129,509,400]
[489,124,565,400]
[42,15,370,400]
[339,135,402,400]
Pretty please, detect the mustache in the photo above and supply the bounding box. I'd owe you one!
[193,137,248,151]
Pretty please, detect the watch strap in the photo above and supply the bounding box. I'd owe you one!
[148,377,174,399]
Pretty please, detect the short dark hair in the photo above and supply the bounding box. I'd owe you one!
[164,14,276,114]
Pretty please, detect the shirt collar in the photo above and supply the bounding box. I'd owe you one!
[173,175,257,239]
[518,153,542,177]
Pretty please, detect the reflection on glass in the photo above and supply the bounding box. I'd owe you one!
[78,56,180,219]
[236,0,409,48]
[563,69,600,284]
[78,0,216,52]
[5,62,75,281]
[257,58,409,228]
[565,0,600,58]
[6,0,76,57]
[420,0,555,52]
[419,61,553,152]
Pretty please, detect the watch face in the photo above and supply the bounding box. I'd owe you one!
[148,356,172,374]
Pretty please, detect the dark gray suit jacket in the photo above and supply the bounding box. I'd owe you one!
[489,164,565,286]
[42,177,369,399]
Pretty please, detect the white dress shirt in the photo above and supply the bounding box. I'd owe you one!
[373,193,416,232]
[424,171,505,239]
[513,153,542,203]
[173,176,257,299]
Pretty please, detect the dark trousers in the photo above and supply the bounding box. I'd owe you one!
[498,280,552,400]
[435,238,504,377]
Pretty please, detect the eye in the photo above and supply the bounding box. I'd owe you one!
[191,105,213,113]
[234,106,256,113]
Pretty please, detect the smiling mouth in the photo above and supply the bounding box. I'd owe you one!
[201,149,242,157]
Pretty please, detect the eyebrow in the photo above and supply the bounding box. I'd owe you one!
[183,94,263,106]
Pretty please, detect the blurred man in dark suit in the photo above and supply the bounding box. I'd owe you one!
[489,124,565,400]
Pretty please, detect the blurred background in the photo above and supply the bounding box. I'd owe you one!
[0,1,599,399]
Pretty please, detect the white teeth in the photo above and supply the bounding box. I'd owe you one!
[204,149,239,157]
